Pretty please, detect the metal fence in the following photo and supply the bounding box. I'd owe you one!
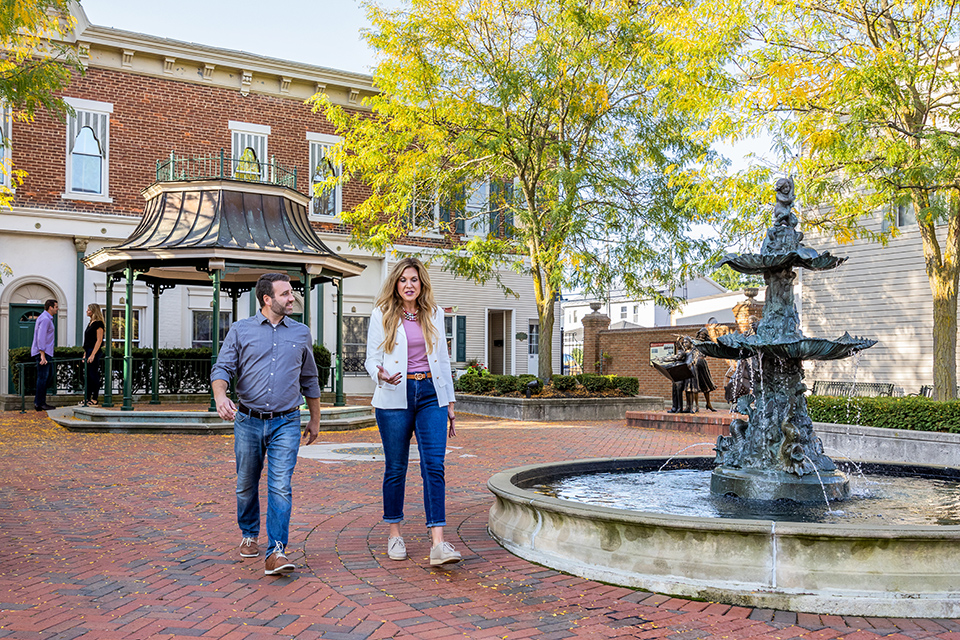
[16,356,335,412]
[155,150,297,189]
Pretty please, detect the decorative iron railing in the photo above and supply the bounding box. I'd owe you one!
[155,150,297,189]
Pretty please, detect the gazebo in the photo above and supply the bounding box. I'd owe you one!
[83,169,365,411]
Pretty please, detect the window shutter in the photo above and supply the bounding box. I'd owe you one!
[456,315,466,362]
[504,182,514,238]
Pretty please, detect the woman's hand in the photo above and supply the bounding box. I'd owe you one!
[377,365,402,386]
[447,404,456,437]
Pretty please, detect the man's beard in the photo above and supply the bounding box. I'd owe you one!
[270,299,290,317]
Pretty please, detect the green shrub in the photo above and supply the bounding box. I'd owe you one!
[494,375,520,394]
[476,376,497,394]
[455,373,480,394]
[580,373,610,393]
[552,374,577,392]
[612,376,639,396]
[807,395,960,433]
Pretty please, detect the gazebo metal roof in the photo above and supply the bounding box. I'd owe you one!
[83,179,365,284]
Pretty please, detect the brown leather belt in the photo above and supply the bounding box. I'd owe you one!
[237,403,299,420]
[407,372,432,380]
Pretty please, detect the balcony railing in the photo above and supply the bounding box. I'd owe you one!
[155,150,297,189]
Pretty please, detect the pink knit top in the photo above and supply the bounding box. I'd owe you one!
[403,317,430,372]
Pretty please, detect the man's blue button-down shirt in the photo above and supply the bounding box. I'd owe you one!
[210,311,321,412]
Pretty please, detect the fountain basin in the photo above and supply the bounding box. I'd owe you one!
[487,456,960,617]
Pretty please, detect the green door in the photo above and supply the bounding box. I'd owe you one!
[8,303,54,394]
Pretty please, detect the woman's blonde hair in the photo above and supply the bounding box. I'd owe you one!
[87,303,105,324]
[376,257,438,353]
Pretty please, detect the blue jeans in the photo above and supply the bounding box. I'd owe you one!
[34,354,53,408]
[234,409,301,552]
[376,377,448,528]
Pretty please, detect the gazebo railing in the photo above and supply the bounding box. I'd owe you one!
[156,150,297,189]
[17,356,336,411]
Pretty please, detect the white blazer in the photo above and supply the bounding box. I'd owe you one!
[365,306,456,409]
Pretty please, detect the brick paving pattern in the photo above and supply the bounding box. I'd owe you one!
[1,407,958,639]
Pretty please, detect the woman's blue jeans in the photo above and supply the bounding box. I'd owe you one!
[376,377,448,528]
[234,409,301,552]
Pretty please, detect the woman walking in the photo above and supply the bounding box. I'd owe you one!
[365,257,460,565]
[82,303,105,406]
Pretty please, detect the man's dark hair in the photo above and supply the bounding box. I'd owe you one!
[255,273,291,307]
[44,299,57,311]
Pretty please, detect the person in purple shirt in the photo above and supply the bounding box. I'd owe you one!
[30,299,58,411]
[364,258,460,566]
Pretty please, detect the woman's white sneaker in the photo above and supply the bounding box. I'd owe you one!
[387,536,406,560]
[429,541,461,565]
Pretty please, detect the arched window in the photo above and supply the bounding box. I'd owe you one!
[235,147,260,182]
[71,126,103,193]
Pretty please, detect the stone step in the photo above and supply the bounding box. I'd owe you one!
[47,406,375,434]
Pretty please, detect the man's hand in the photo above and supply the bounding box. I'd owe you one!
[39,353,47,365]
[211,380,235,421]
[302,418,319,446]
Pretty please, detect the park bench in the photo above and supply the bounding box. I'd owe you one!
[810,380,895,397]
[914,385,960,398]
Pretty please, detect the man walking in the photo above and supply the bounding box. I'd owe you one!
[211,273,321,576]
[31,299,58,411]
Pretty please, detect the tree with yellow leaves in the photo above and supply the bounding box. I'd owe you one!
[0,0,80,208]
[317,0,736,381]
[719,0,960,400]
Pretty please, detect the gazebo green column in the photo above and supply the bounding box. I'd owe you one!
[103,273,115,408]
[121,265,135,411]
[335,277,344,407]
[209,265,222,412]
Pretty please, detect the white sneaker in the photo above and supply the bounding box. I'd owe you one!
[430,541,461,565]
[387,536,406,561]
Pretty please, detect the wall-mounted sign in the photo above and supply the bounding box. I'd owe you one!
[650,342,675,363]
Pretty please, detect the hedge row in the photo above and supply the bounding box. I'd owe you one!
[9,344,332,395]
[807,395,960,433]
[454,372,638,396]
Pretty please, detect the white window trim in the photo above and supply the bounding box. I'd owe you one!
[307,132,342,220]
[229,120,271,136]
[62,96,114,203]
[229,121,270,181]
[409,184,444,238]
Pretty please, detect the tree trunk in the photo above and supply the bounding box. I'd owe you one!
[537,293,555,382]
[930,269,958,401]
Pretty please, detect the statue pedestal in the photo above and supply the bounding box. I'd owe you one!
[711,466,850,503]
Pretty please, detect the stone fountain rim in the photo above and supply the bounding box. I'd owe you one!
[489,455,960,537]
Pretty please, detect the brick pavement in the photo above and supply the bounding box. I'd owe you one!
[1,407,958,639]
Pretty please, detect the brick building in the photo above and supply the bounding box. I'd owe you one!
[0,3,558,394]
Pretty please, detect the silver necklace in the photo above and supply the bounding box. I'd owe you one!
[402,308,418,321]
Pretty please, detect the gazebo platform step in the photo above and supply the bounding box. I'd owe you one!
[46,406,375,434]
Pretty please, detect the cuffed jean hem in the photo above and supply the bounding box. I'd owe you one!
[383,516,404,524]
[425,521,447,528]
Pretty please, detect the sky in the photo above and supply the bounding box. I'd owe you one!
[80,0,380,76]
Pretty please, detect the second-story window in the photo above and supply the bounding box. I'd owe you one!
[229,121,270,182]
[307,133,341,218]
[489,179,515,237]
[409,184,440,233]
[64,97,112,201]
